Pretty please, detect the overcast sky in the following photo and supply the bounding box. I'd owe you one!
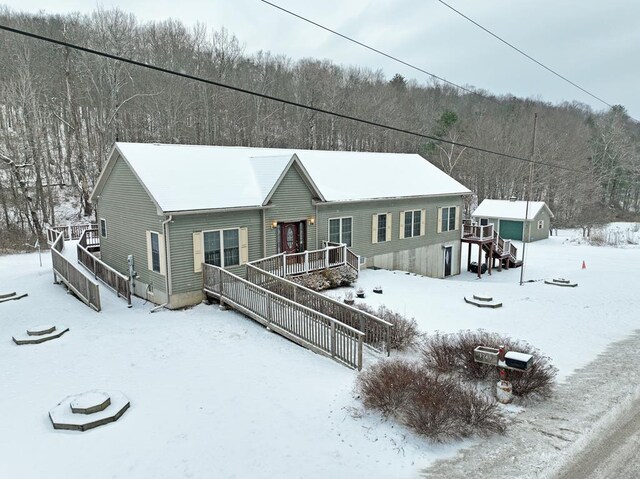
[2,0,639,120]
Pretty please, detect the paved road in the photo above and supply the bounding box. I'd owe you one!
[554,395,640,479]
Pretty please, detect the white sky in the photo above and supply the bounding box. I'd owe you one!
[2,0,639,120]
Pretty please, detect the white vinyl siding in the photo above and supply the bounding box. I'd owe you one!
[99,218,107,238]
[400,209,425,239]
[372,213,392,243]
[439,206,459,233]
[328,217,352,247]
[201,228,245,268]
[146,230,165,275]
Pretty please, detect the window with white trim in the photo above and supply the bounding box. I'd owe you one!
[403,210,422,238]
[100,218,107,238]
[372,213,392,243]
[440,206,457,232]
[328,217,352,247]
[203,228,240,267]
[537,219,545,230]
[150,231,161,273]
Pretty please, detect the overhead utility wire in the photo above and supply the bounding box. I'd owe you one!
[260,0,484,99]
[437,0,614,109]
[0,24,587,175]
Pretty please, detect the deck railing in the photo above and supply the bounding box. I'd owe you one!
[77,229,131,306]
[249,243,358,277]
[203,263,364,370]
[246,264,392,354]
[47,227,101,312]
[463,223,494,240]
[46,223,96,244]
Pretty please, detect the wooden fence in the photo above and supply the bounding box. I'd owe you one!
[47,227,101,312]
[77,229,131,306]
[246,264,392,355]
[249,243,359,278]
[203,263,364,370]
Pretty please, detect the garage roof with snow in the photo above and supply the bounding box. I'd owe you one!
[472,199,554,221]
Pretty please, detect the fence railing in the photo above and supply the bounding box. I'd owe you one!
[46,223,96,244]
[249,243,358,277]
[462,223,494,240]
[77,229,131,306]
[246,264,392,355]
[47,227,101,312]
[203,263,364,370]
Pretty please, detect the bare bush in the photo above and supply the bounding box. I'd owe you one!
[421,330,557,400]
[354,303,421,351]
[357,359,421,415]
[358,360,506,442]
[290,266,357,291]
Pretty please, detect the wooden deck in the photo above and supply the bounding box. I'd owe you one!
[461,222,522,278]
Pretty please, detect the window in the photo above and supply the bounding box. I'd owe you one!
[203,229,240,267]
[403,210,422,238]
[328,217,352,247]
[146,231,165,275]
[439,206,458,233]
[372,213,392,243]
[537,219,545,230]
[150,232,161,273]
[99,218,107,238]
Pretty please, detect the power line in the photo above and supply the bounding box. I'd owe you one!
[0,23,589,175]
[437,0,615,109]
[260,0,485,99]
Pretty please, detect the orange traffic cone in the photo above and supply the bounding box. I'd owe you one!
[581,260,586,269]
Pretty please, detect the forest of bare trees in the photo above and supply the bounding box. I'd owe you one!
[1,7,639,251]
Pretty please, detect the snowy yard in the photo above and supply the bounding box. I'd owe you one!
[1,226,639,478]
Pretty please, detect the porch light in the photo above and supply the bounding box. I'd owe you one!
[308,217,315,225]
[271,220,278,229]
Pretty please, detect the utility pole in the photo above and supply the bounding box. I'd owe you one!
[520,113,537,286]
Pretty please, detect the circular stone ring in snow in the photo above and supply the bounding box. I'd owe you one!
[49,390,130,432]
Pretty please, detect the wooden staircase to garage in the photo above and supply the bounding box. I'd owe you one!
[461,221,522,278]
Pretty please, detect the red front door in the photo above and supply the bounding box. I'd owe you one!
[280,222,299,254]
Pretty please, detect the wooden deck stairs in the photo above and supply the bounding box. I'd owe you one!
[461,221,522,278]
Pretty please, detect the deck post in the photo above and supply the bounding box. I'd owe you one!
[324,246,329,268]
[342,244,347,266]
[265,291,272,330]
[477,244,482,279]
[330,322,336,358]
[304,251,309,274]
[467,243,472,272]
[281,254,286,277]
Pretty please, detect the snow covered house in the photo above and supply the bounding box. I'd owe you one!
[471,198,554,242]
[90,143,472,308]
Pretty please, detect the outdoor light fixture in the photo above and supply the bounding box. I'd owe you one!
[308,217,315,225]
[271,221,278,229]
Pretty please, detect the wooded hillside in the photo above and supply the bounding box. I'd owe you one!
[1,7,638,250]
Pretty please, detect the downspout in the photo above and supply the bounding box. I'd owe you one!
[262,208,267,257]
[151,214,173,313]
[315,203,319,248]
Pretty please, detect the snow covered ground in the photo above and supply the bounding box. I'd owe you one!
[1,226,639,478]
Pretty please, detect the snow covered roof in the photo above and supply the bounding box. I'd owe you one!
[94,143,471,213]
[472,199,554,221]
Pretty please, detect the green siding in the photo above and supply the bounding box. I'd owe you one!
[528,210,551,241]
[168,209,263,295]
[96,154,167,298]
[264,163,316,256]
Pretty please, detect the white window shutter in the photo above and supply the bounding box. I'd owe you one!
[386,213,392,242]
[437,208,443,233]
[193,232,203,272]
[455,206,461,230]
[420,209,426,236]
[158,233,166,276]
[146,230,153,271]
[239,227,249,264]
[371,214,378,243]
[399,211,405,239]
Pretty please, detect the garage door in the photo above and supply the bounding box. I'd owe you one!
[499,220,523,241]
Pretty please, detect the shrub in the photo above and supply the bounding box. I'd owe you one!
[357,360,506,442]
[420,329,557,400]
[290,265,357,291]
[354,303,421,351]
[357,359,421,415]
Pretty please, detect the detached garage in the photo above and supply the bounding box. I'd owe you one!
[471,198,554,242]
